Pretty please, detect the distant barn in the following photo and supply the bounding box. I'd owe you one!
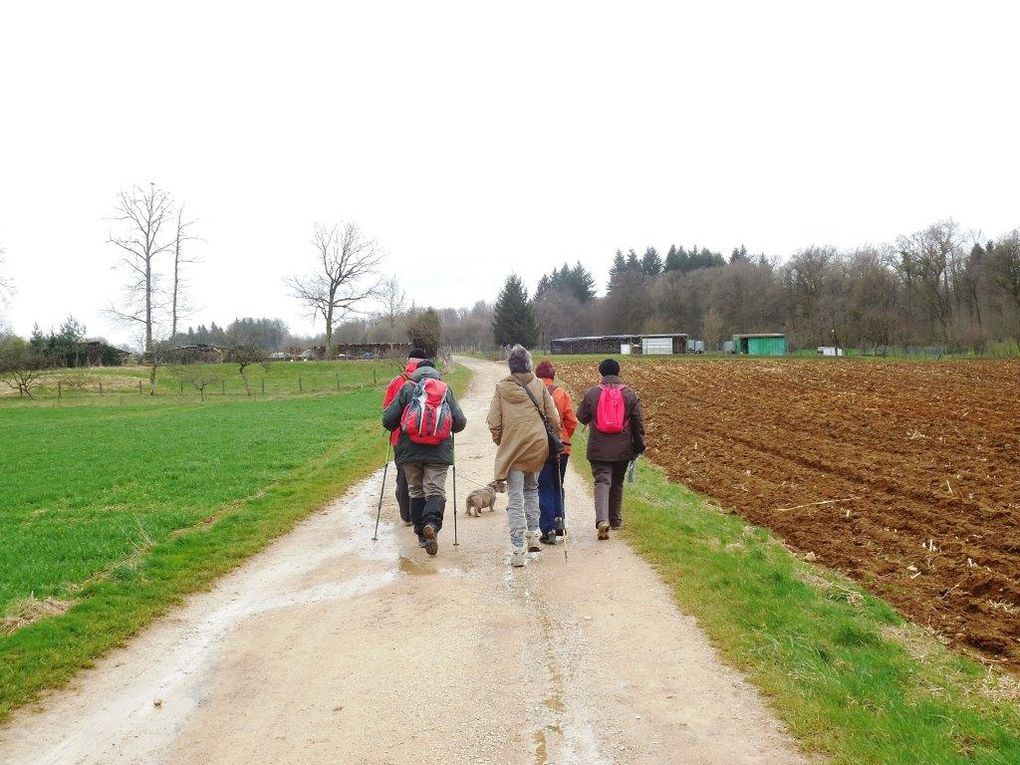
[732,333,787,355]
[550,334,688,355]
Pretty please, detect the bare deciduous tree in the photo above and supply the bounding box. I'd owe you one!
[379,274,407,341]
[171,205,200,338]
[169,363,224,403]
[287,222,383,359]
[106,183,176,355]
[0,245,13,303]
[226,343,269,396]
[0,340,51,398]
[989,230,1020,341]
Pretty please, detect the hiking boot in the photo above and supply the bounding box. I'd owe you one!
[610,520,624,530]
[539,530,558,545]
[511,547,526,568]
[526,530,542,552]
[597,521,610,540]
[422,523,439,556]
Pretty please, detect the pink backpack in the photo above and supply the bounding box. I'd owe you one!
[594,384,627,434]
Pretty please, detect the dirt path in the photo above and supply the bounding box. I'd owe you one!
[0,357,808,765]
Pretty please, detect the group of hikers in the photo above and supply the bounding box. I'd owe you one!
[381,345,645,567]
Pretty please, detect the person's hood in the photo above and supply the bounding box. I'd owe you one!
[404,359,423,375]
[496,372,539,405]
[411,365,442,382]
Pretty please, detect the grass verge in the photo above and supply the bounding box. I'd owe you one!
[570,431,1020,764]
[0,362,469,723]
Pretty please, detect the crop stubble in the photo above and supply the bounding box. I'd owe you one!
[557,358,1020,671]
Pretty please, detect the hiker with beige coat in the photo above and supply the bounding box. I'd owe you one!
[486,345,562,567]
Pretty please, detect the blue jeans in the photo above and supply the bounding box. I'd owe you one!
[506,469,540,548]
[538,455,568,534]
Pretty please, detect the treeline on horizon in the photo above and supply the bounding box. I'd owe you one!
[336,219,1020,354]
[3,217,1019,359]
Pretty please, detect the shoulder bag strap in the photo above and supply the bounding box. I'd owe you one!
[518,380,551,425]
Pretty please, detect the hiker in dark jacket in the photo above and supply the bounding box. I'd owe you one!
[382,348,428,526]
[575,358,645,540]
[382,360,467,555]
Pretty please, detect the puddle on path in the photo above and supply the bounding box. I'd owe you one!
[398,555,437,576]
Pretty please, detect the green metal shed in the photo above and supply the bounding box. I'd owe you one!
[734,333,787,355]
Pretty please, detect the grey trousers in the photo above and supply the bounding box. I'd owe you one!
[506,469,540,548]
[591,460,628,526]
[402,462,449,500]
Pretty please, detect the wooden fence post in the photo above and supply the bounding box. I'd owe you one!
[336,373,340,392]
[299,377,303,393]
[58,382,62,401]
[261,378,265,395]
[99,380,103,396]
[221,380,226,396]
[139,380,143,395]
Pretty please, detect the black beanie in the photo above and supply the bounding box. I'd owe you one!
[408,348,427,360]
[598,358,620,377]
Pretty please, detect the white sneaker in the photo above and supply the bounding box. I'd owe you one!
[526,530,542,553]
[511,547,526,568]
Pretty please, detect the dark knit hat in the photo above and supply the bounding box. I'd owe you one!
[408,348,427,360]
[535,360,555,380]
[598,358,620,377]
[507,344,533,374]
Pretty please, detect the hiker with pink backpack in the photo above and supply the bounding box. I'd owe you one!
[575,358,645,540]
[382,358,467,556]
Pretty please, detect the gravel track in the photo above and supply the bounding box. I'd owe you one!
[0,357,806,764]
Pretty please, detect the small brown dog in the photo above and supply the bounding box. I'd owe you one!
[465,480,506,517]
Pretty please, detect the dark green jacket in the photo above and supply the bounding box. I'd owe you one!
[381,366,467,465]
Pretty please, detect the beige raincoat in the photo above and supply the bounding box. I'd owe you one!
[487,372,562,480]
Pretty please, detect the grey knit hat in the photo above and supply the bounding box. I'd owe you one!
[507,344,533,374]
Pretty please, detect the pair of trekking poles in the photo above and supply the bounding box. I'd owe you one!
[371,435,460,547]
[371,435,569,562]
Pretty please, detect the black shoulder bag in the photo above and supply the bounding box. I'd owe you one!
[518,380,564,458]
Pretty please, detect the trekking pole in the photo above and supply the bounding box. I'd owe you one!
[452,433,459,546]
[372,440,392,542]
[557,453,568,563]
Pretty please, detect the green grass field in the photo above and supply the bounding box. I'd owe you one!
[1,357,404,404]
[569,431,1020,764]
[0,359,469,722]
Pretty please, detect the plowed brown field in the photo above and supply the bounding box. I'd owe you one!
[556,358,1020,672]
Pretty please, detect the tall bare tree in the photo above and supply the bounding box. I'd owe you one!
[106,183,176,355]
[989,230,1020,341]
[378,274,407,342]
[287,222,383,358]
[0,245,12,303]
[171,205,200,338]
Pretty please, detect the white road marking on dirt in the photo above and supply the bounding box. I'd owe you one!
[0,357,811,765]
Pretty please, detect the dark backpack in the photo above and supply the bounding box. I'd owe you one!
[400,378,453,445]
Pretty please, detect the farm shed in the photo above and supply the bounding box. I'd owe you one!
[733,333,787,355]
[550,334,688,355]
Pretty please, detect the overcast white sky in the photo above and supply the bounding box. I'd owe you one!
[1,1,1018,346]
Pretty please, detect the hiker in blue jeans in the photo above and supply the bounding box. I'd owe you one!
[535,360,577,544]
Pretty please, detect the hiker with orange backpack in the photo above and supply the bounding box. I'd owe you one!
[382,348,428,526]
[535,359,577,545]
[382,358,467,555]
[575,358,645,540]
